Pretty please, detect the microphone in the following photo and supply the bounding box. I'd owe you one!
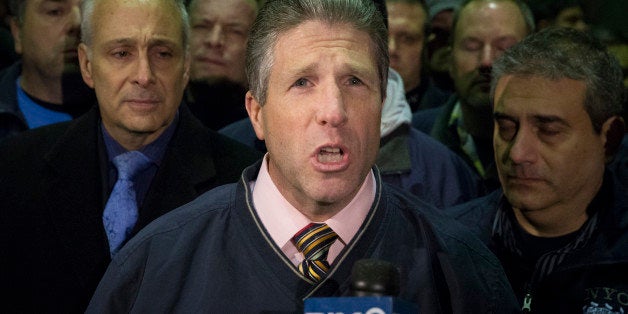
[304,259,419,314]
[350,258,400,297]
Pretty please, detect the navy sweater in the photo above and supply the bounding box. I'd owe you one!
[87,163,518,313]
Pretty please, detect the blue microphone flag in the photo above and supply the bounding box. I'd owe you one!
[304,296,419,314]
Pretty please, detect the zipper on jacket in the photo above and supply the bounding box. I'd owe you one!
[519,247,564,313]
[522,289,532,313]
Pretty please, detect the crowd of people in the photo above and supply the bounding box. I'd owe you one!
[0,0,626,313]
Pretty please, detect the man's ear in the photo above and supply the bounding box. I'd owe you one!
[78,43,95,88]
[601,116,625,162]
[245,91,265,141]
[9,17,22,55]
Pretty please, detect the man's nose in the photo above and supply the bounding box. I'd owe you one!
[507,128,538,165]
[206,25,225,47]
[133,53,156,87]
[479,45,495,69]
[66,5,82,38]
[315,83,348,127]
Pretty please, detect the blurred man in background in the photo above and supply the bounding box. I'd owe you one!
[0,0,95,139]
[185,0,259,130]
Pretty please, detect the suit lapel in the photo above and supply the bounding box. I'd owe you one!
[42,108,110,290]
[137,106,218,229]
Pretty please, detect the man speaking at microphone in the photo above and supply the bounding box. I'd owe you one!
[87,0,518,312]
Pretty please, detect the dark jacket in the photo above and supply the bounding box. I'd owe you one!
[185,80,249,131]
[0,61,27,139]
[87,162,519,313]
[609,136,627,180]
[405,75,451,112]
[0,105,262,313]
[413,94,499,193]
[451,172,628,313]
[376,124,482,208]
[0,61,95,140]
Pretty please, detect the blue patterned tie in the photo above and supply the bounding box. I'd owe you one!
[293,223,338,282]
[103,151,152,256]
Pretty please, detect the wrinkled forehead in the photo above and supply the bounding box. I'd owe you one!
[22,0,80,16]
[189,0,258,12]
[494,75,588,117]
[91,0,184,43]
[273,21,379,69]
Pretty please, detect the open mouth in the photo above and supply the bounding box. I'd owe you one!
[318,147,344,163]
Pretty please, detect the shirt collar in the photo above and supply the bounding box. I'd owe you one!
[252,154,375,248]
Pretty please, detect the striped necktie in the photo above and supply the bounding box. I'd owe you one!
[293,223,338,282]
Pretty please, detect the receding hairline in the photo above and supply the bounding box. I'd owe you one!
[188,0,259,13]
[453,0,532,39]
[85,0,186,41]
[97,37,183,49]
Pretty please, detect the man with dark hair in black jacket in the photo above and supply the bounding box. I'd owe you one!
[452,27,627,313]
